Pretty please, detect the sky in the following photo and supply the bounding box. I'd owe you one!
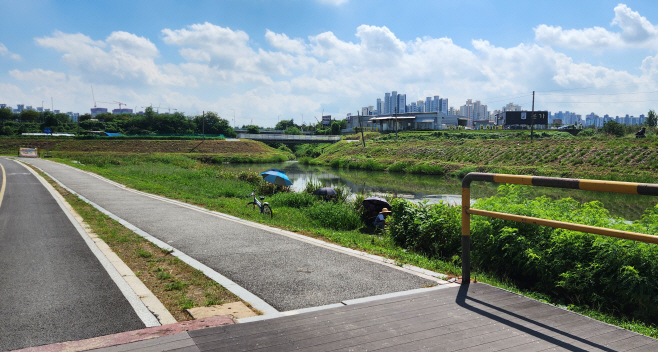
[2,0,658,126]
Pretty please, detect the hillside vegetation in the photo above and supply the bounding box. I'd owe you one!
[0,137,293,163]
[303,131,658,182]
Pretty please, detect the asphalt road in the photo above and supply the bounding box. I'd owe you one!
[22,158,436,312]
[0,158,145,351]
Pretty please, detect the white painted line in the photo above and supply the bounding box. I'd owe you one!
[14,159,162,327]
[24,162,279,317]
[235,302,347,323]
[43,160,449,284]
[342,284,459,306]
[0,161,6,209]
[280,303,346,316]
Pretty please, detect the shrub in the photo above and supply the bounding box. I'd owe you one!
[305,201,361,231]
[270,192,317,209]
[388,199,461,259]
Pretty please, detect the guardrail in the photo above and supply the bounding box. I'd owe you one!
[460,172,658,283]
[238,133,341,142]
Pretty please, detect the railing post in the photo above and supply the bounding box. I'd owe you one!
[461,185,471,284]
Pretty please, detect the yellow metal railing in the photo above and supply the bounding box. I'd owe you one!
[460,172,658,283]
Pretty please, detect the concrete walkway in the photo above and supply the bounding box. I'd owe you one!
[20,158,440,313]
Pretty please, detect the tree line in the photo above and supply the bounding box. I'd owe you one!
[0,107,236,137]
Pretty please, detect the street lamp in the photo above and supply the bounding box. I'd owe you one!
[231,109,235,128]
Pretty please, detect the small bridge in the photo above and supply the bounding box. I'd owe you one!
[237,133,341,144]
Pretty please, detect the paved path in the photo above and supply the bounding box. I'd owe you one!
[92,283,658,351]
[0,158,146,351]
[20,158,437,313]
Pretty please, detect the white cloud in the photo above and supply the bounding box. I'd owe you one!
[535,4,658,50]
[10,11,658,125]
[0,42,22,60]
[35,30,191,87]
[265,30,306,55]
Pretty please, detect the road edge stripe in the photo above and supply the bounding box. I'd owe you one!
[23,161,279,317]
[14,159,162,327]
[0,161,6,208]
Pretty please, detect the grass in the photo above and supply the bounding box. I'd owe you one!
[30,165,248,321]
[37,154,658,337]
[309,132,658,181]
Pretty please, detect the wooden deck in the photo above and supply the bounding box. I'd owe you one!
[94,283,657,351]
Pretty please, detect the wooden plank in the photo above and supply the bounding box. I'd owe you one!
[602,335,657,352]
[190,287,457,339]
[191,292,461,344]
[625,341,658,351]
[194,302,490,351]
[93,333,196,352]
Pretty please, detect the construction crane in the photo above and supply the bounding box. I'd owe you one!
[91,86,97,108]
[161,107,177,114]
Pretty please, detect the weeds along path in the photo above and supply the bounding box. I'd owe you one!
[20,158,437,312]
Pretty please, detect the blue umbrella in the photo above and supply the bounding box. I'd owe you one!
[259,169,286,176]
[261,171,292,186]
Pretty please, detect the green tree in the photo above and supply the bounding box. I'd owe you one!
[646,110,657,127]
[331,120,341,135]
[193,111,236,137]
[79,113,92,122]
[284,126,302,135]
[20,109,40,123]
[275,119,297,130]
[0,107,13,127]
[602,120,624,137]
[246,125,260,134]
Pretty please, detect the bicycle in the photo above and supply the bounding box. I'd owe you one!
[247,190,273,218]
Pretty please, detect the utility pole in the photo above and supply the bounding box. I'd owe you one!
[531,91,535,142]
[395,107,398,140]
[358,112,366,148]
[202,111,205,141]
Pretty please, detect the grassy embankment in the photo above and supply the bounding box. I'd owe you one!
[45,153,658,338]
[28,165,245,321]
[300,131,658,182]
[0,137,294,163]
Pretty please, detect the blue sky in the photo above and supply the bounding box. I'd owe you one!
[2,1,658,126]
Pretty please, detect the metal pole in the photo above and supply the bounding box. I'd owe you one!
[202,111,205,141]
[231,109,235,128]
[395,107,398,140]
[461,186,471,284]
[358,112,366,148]
[531,91,535,141]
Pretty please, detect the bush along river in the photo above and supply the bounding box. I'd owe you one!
[222,160,658,221]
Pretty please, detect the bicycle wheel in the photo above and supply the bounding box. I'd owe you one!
[247,202,258,211]
[262,204,273,218]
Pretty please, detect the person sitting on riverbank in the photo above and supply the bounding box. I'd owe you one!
[636,127,646,138]
[374,208,392,229]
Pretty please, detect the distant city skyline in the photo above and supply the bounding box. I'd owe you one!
[2,2,658,126]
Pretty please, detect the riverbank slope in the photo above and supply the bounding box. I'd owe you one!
[305,132,658,181]
[0,137,293,163]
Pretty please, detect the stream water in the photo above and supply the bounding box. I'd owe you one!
[222,161,657,221]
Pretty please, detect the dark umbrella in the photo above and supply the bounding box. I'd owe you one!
[313,187,337,196]
[362,197,392,213]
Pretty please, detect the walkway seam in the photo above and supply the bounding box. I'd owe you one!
[48,161,448,284]
[14,159,162,327]
[24,161,279,317]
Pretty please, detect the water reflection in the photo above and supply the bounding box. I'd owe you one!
[221,161,657,220]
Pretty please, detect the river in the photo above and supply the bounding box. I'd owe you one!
[221,161,657,221]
